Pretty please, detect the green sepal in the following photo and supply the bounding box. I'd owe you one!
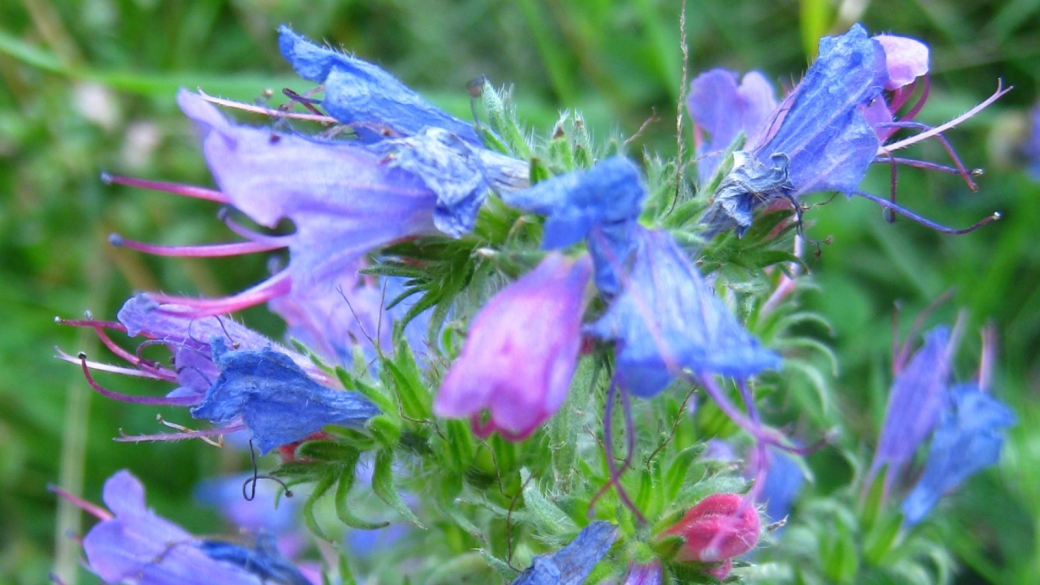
[368,415,402,449]
[863,509,903,565]
[303,469,338,540]
[664,444,707,502]
[373,448,425,528]
[294,440,360,463]
[335,459,389,530]
[653,533,686,562]
[424,552,490,585]
[529,156,551,185]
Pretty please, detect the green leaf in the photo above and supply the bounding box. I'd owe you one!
[373,448,425,528]
[520,467,578,536]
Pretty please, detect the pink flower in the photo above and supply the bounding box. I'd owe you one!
[433,253,592,440]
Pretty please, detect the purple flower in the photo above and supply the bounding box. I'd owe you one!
[510,521,618,585]
[901,383,1015,525]
[277,25,480,145]
[860,35,930,141]
[587,228,780,397]
[191,339,381,454]
[60,294,327,405]
[433,253,592,440]
[177,90,439,295]
[687,69,778,183]
[867,326,951,493]
[79,470,307,585]
[61,295,376,453]
[502,156,645,296]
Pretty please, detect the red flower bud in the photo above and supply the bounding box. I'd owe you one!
[662,493,760,564]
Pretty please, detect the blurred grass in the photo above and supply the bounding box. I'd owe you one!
[1,1,1039,584]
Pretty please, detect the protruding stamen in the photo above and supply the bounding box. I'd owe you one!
[854,190,1000,235]
[75,352,198,405]
[48,484,113,521]
[883,81,1011,154]
[150,270,293,317]
[872,156,983,177]
[55,316,126,331]
[108,233,286,258]
[197,89,336,124]
[156,414,223,447]
[100,173,229,204]
[879,121,978,191]
[116,424,245,443]
[902,75,931,123]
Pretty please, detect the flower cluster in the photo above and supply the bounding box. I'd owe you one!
[54,20,1014,585]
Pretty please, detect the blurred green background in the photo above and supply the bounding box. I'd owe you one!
[0,1,1037,584]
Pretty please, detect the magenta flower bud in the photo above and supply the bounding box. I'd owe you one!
[434,253,592,440]
[662,493,760,569]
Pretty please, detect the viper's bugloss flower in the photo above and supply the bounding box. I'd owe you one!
[510,521,618,585]
[622,560,663,585]
[901,382,1015,525]
[68,470,311,585]
[502,156,645,296]
[434,253,592,440]
[587,228,780,397]
[698,24,1001,239]
[868,326,952,492]
[178,90,440,291]
[192,339,381,455]
[660,494,760,578]
[278,25,480,145]
[59,294,327,405]
[687,69,778,183]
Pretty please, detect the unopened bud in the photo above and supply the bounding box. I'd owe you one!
[660,493,760,564]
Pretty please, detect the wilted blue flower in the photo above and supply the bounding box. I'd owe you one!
[79,470,304,585]
[198,532,312,585]
[901,383,1015,525]
[587,228,780,397]
[191,339,381,454]
[502,156,645,296]
[278,25,480,144]
[868,327,951,492]
[687,69,778,183]
[510,521,618,585]
[434,253,592,440]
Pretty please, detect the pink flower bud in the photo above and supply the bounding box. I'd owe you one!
[662,494,760,564]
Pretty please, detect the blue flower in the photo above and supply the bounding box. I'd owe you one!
[1023,104,1040,181]
[868,327,951,492]
[434,253,592,440]
[191,339,381,454]
[687,69,778,184]
[278,26,480,145]
[587,228,780,397]
[79,470,304,585]
[502,156,645,296]
[510,521,618,585]
[759,448,805,524]
[901,383,1015,525]
[622,561,663,585]
[698,23,887,238]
